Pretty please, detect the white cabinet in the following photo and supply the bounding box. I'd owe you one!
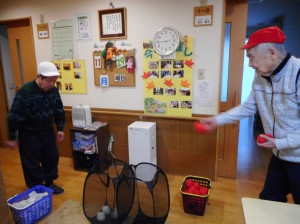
[128,121,157,180]
[128,121,156,165]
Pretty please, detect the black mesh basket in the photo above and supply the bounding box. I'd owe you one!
[82,160,170,224]
[83,159,135,224]
[129,162,170,224]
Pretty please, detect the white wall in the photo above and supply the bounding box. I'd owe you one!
[0,0,225,115]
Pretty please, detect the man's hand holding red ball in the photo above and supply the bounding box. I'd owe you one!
[256,133,276,149]
[194,117,217,134]
[193,121,209,134]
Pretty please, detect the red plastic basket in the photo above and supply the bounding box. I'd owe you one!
[7,185,53,224]
[180,175,211,216]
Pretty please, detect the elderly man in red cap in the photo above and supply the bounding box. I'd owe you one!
[200,26,300,204]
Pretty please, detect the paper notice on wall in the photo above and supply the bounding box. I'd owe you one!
[51,19,74,60]
[75,13,91,41]
[194,80,212,107]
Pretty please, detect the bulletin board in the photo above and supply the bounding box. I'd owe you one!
[93,50,136,87]
[143,36,194,117]
[52,59,87,94]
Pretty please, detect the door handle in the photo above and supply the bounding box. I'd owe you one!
[233,90,239,107]
[233,90,239,127]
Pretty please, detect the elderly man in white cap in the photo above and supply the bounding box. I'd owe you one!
[199,26,300,204]
[7,61,65,195]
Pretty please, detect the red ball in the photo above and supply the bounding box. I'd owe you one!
[187,185,197,194]
[193,121,208,134]
[192,182,201,190]
[185,179,193,188]
[194,189,201,195]
[257,133,273,143]
[199,186,208,196]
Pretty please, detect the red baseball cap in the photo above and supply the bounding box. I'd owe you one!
[241,26,286,49]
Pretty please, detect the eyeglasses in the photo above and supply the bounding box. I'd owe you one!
[43,77,58,84]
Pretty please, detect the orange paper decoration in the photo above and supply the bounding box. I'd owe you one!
[185,59,194,68]
[164,79,173,87]
[181,79,190,87]
[146,81,155,89]
[142,71,150,79]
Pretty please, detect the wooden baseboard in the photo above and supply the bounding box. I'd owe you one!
[58,108,217,180]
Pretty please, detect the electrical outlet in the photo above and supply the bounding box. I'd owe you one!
[198,68,205,80]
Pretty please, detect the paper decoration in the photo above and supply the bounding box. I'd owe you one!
[181,79,191,87]
[185,59,194,68]
[142,71,150,79]
[164,79,174,87]
[116,54,126,68]
[143,36,194,117]
[100,75,109,87]
[94,55,101,68]
[52,59,87,94]
[146,81,155,89]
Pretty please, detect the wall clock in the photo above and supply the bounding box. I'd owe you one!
[153,26,180,56]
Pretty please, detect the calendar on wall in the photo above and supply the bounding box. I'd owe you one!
[51,19,74,59]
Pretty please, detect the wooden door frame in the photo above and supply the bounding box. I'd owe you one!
[0,17,36,147]
[217,0,248,178]
[0,52,8,147]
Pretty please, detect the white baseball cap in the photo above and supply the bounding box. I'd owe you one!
[38,61,60,77]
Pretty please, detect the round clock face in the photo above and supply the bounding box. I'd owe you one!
[153,27,180,56]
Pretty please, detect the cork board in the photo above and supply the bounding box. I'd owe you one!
[93,50,136,87]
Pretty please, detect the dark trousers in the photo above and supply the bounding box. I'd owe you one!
[259,154,300,204]
[18,128,59,188]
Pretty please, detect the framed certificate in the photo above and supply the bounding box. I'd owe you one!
[98,7,127,40]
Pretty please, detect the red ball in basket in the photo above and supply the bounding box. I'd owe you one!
[184,179,208,196]
[185,179,193,188]
[257,133,273,143]
[193,121,209,134]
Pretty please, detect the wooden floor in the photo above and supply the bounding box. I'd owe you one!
[1,117,276,224]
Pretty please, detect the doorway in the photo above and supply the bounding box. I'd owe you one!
[217,0,248,178]
[0,17,37,146]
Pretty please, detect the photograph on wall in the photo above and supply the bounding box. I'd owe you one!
[143,36,194,117]
[52,59,87,94]
[144,97,167,114]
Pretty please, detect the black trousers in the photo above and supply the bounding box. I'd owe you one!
[259,154,300,204]
[18,128,59,188]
